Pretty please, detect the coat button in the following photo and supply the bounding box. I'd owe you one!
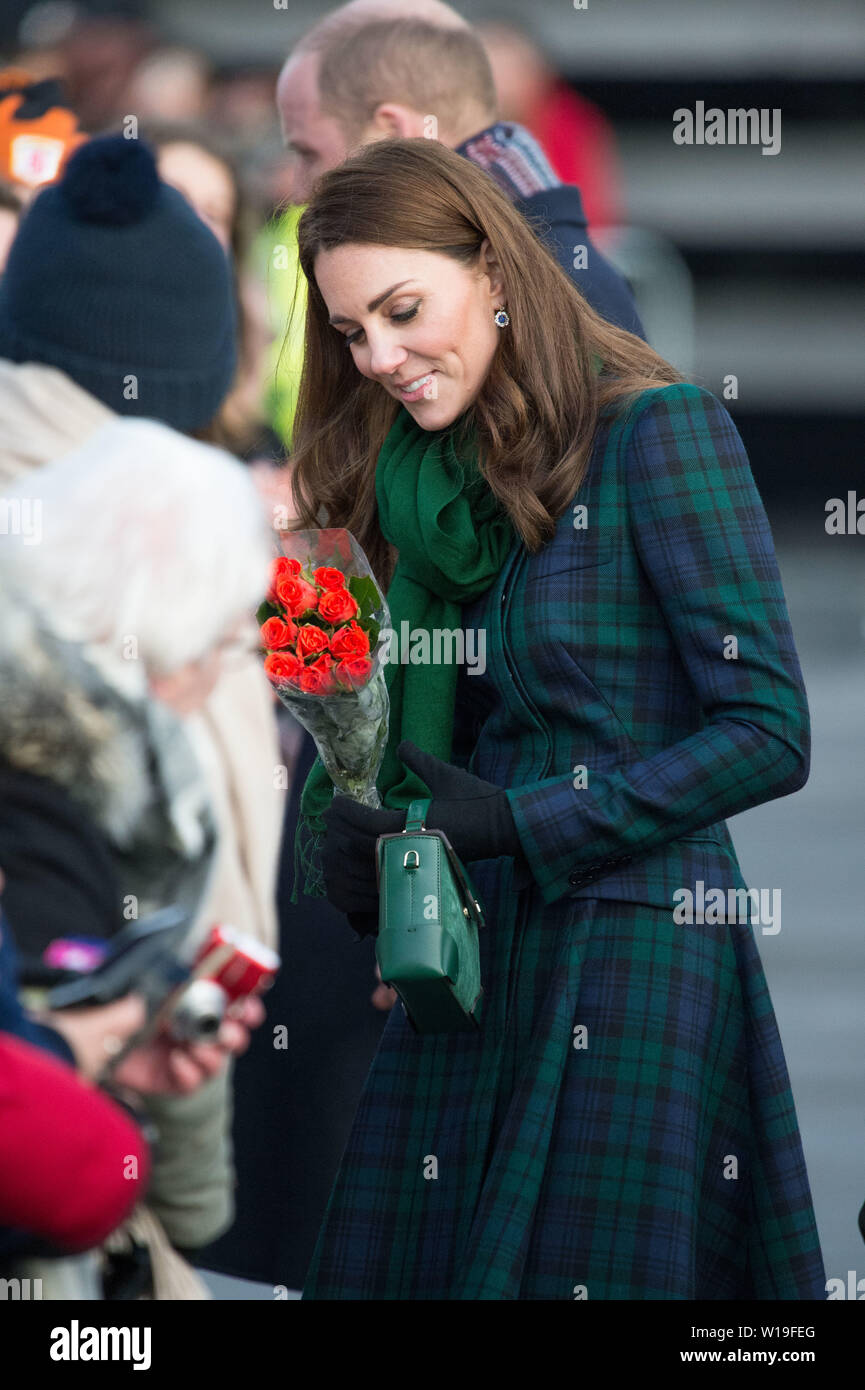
[568,871,582,886]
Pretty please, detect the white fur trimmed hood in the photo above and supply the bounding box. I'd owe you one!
[0,589,216,920]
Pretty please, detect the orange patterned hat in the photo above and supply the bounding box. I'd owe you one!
[0,72,87,190]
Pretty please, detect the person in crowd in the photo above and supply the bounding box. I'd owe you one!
[0,868,253,1092]
[0,1031,150,1278]
[143,120,285,470]
[0,132,283,957]
[18,7,154,133]
[126,47,212,127]
[145,121,240,254]
[0,863,250,1297]
[277,1,642,322]
[283,136,824,1300]
[265,0,644,449]
[0,136,282,1292]
[0,417,271,1296]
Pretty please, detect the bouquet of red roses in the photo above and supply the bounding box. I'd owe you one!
[258,529,390,808]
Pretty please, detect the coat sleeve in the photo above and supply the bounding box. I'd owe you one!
[505,383,810,906]
[142,1062,234,1250]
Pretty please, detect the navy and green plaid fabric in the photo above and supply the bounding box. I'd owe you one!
[301,383,824,1300]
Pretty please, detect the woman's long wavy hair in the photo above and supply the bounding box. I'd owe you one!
[290,137,683,591]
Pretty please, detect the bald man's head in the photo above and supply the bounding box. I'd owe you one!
[277,5,497,202]
[297,0,469,42]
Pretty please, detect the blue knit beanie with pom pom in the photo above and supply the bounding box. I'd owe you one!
[0,134,236,433]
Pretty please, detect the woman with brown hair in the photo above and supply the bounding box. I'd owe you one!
[289,137,824,1300]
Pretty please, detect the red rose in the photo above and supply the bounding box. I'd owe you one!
[318,587,358,623]
[329,620,370,660]
[269,555,301,597]
[313,566,347,592]
[276,575,319,618]
[260,616,297,650]
[334,655,374,689]
[300,653,337,694]
[295,623,330,659]
[264,651,303,686]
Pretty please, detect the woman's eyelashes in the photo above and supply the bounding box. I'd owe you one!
[391,301,421,324]
[344,300,421,347]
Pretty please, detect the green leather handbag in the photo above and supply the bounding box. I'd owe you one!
[375,797,485,1034]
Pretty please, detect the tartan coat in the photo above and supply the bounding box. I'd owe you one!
[302,383,825,1301]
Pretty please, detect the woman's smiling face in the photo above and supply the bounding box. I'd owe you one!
[314,242,505,431]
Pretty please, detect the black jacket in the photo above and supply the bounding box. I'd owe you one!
[198,724,388,1290]
[0,763,124,986]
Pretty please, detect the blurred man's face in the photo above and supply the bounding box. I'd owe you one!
[276,53,352,203]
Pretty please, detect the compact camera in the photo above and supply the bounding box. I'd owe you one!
[162,924,279,1043]
[45,909,280,1051]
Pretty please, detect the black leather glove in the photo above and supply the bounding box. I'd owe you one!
[322,798,402,917]
[396,740,526,863]
[322,739,530,917]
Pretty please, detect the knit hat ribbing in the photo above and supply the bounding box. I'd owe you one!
[0,134,237,433]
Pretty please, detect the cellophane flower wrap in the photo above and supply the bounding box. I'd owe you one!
[258,528,390,898]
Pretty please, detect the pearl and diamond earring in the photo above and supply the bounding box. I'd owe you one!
[493,306,510,328]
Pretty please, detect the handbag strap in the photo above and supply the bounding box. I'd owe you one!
[404,797,431,833]
[398,796,485,929]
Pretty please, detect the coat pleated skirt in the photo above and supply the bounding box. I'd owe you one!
[301,852,825,1300]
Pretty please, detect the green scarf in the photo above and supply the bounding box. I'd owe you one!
[293,407,515,901]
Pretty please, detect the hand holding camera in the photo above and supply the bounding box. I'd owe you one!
[39,914,279,1095]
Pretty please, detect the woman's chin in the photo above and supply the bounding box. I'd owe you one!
[404,397,459,432]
